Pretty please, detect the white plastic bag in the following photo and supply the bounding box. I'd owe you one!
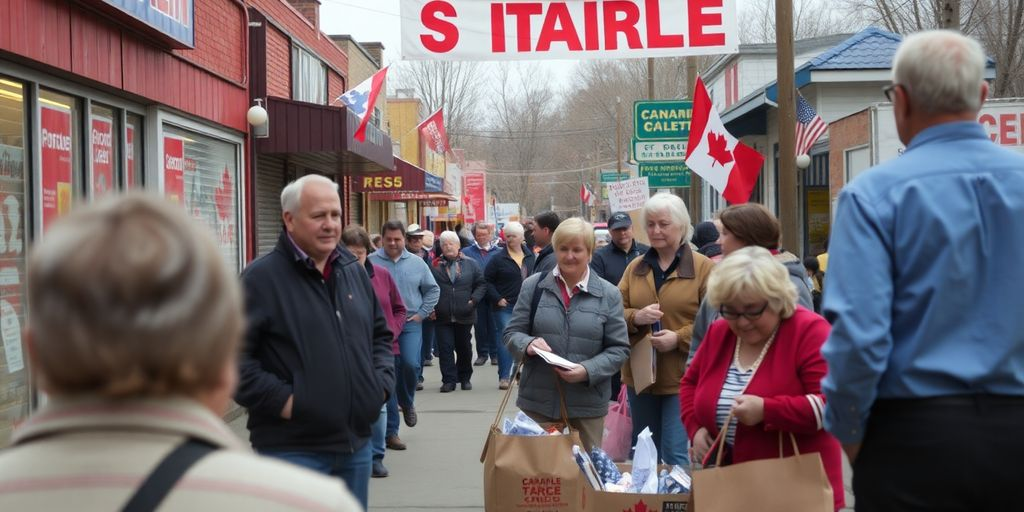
[631,427,660,493]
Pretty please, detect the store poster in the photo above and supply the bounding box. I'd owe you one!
[163,136,184,203]
[0,144,25,374]
[126,125,135,188]
[40,104,73,232]
[91,116,114,196]
[463,172,486,224]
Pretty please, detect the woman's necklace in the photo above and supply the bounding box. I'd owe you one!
[733,325,780,373]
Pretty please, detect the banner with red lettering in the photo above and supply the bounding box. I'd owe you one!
[40,104,73,232]
[400,0,738,60]
[164,136,185,204]
[463,172,486,224]
[91,116,114,196]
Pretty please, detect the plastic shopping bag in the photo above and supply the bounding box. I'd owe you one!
[601,384,633,461]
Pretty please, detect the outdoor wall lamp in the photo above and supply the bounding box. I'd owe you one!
[248,98,269,138]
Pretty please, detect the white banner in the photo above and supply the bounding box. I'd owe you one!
[400,0,738,61]
[607,176,650,212]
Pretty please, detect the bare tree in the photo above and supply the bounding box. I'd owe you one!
[391,60,485,148]
[740,0,853,44]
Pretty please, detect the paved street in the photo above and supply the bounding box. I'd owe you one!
[230,354,855,512]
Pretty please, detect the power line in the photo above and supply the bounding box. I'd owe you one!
[484,160,617,177]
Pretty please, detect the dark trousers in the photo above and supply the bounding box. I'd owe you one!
[854,395,1024,512]
[437,322,473,384]
[473,301,496,358]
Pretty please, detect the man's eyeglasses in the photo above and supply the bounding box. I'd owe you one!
[719,303,769,321]
[882,84,902,102]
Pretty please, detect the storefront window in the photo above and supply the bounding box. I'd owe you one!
[89,104,118,197]
[125,114,143,189]
[0,77,28,446]
[39,89,79,232]
[163,124,241,271]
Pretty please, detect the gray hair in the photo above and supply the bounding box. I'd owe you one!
[281,174,338,214]
[28,193,243,398]
[503,221,525,238]
[642,192,693,244]
[893,30,987,114]
[439,230,460,245]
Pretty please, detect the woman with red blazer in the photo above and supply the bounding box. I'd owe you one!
[680,247,844,511]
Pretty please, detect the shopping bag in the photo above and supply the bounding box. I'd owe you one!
[629,334,657,393]
[691,411,832,512]
[481,365,582,512]
[601,384,633,462]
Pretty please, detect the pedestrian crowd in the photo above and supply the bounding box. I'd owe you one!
[0,29,1022,512]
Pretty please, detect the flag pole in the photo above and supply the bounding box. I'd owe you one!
[776,0,799,253]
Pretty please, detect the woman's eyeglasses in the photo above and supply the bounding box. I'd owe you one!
[719,303,769,321]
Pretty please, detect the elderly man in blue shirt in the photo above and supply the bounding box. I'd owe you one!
[822,30,1024,511]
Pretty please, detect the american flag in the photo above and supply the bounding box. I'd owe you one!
[796,92,828,156]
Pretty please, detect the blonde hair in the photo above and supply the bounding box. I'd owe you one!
[28,193,243,398]
[706,246,797,318]
[551,217,595,256]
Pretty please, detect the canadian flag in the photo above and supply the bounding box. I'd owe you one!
[337,66,389,142]
[685,76,764,204]
[417,108,452,156]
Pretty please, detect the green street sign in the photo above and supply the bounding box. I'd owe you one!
[634,100,692,141]
[639,162,691,188]
[600,169,629,183]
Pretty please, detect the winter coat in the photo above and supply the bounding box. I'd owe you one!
[431,254,487,325]
[619,244,714,395]
[236,231,395,453]
[590,239,649,286]
[504,272,630,419]
[484,245,537,309]
[534,244,556,275]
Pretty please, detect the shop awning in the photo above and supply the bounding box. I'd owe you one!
[254,97,394,173]
[356,157,445,194]
[366,191,457,202]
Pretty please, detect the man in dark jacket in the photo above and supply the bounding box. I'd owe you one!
[590,211,648,286]
[461,222,500,366]
[431,231,488,392]
[236,175,394,511]
[531,211,561,275]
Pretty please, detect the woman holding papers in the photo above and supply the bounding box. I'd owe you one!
[679,247,844,510]
[619,193,714,466]
[505,218,630,450]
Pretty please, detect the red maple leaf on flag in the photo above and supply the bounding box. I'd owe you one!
[708,132,734,167]
[215,165,233,221]
[625,500,649,512]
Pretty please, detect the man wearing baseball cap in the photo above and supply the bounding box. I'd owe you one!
[591,212,648,287]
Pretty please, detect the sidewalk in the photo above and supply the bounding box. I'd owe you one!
[228,358,854,511]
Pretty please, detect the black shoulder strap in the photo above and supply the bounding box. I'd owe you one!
[528,271,549,334]
[122,438,217,512]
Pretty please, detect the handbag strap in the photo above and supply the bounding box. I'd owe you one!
[709,409,736,467]
[777,431,802,458]
[121,438,217,512]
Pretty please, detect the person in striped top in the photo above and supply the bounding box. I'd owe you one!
[680,247,844,511]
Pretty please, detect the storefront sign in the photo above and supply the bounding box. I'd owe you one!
[607,176,650,212]
[357,158,440,193]
[401,0,738,61]
[639,162,691,187]
[163,136,185,204]
[634,140,687,162]
[91,116,114,196]
[40,104,73,232]
[463,172,486,223]
[87,0,195,48]
[419,198,450,207]
[634,100,692,140]
[126,125,136,188]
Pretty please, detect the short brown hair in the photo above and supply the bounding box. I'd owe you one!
[341,224,374,252]
[28,193,243,398]
[719,203,781,250]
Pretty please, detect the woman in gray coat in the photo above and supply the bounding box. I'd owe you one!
[504,218,630,450]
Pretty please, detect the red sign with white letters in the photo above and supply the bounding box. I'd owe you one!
[91,116,114,196]
[40,104,73,232]
[400,0,738,60]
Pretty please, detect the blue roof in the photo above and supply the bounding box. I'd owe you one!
[803,27,903,70]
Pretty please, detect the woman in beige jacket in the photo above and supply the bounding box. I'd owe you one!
[619,193,713,466]
[0,195,361,511]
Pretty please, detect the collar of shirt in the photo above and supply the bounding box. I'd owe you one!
[287,233,341,271]
[907,120,990,151]
[552,264,591,295]
[641,244,683,272]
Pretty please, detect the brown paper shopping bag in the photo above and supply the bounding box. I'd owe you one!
[691,412,833,512]
[629,334,657,393]
[481,366,582,512]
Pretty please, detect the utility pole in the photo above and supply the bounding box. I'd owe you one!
[647,57,655,99]
[686,57,701,222]
[776,0,799,253]
[616,97,623,175]
[940,1,961,30]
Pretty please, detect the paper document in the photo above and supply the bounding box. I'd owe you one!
[534,347,582,370]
